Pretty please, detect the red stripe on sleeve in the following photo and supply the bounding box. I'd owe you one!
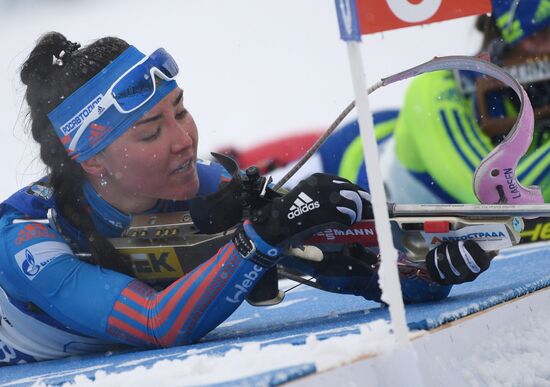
[113,302,149,326]
[108,243,243,346]
[111,244,232,339]
[159,244,236,345]
[119,245,224,309]
[114,263,207,332]
[107,316,157,346]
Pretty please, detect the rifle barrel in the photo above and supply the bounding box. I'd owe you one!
[388,203,550,218]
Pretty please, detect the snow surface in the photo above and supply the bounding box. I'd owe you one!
[23,253,550,387]
[4,1,545,386]
[0,245,548,386]
[460,303,550,387]
[33,321,402,387]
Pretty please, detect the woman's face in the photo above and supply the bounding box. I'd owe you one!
[96,87,200,208]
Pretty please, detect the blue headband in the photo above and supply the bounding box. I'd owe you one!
[48,46,177,162]
[493,0,550,44]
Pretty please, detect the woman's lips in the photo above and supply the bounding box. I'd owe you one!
[171,159,194,175]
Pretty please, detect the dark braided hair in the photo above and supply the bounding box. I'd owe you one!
[20,32,133,275]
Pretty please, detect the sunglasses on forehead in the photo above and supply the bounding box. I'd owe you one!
[68,47,179,152]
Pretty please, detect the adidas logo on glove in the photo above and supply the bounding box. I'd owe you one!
[287,192,320,219]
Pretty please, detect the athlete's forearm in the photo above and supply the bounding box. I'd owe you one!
[106,232,273,347]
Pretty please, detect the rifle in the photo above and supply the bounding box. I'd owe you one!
[109,154,550,305]
[110,54,550,304]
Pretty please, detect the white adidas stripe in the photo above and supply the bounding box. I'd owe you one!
[290,192,314,210]
[297,192,313,203]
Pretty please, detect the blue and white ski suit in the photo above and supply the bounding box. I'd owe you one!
[0,160,282,364]
[0,160,450,365]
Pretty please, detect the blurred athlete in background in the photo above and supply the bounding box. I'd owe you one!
[224,0,550,205]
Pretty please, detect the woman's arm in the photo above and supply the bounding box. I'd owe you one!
[106,231,270,347]
[0,220,276,348]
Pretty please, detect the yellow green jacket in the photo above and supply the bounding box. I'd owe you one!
[333,70,550,203]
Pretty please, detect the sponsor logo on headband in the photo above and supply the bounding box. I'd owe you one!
[60,95,103,135]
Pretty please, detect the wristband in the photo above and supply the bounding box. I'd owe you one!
[232,221,282,268]
[233,229,255,259]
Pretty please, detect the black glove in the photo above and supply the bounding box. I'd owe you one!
[250,173,371,245]
[425,240,494,285]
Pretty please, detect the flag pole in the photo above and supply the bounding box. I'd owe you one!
[344,40,409,347]
[343,26,424,387]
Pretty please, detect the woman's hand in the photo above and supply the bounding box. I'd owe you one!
[425,240,494,285]
[250,173,371,246]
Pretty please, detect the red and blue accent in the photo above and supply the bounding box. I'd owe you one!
[106,241,258,347]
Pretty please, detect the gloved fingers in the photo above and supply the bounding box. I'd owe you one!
[306,173,355,190]
[426,244,453,285]
[330,177,370,202]
[358,190,371,202]
[446,242,477,283]
[426,241,492,285]
[331,182,372,221]
[463,240,492,272]
[331,178,353,185]
[338,190,363,223]
[335,187,373,224]
[456,241,481,274]
[449,241,493,282]
[336,206,356,224]
[358,190,373,219]
[320,173,354,186]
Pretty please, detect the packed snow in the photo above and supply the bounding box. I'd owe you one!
[460,306,550,386]
[33,321,400,387]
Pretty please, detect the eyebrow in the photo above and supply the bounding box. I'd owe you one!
[173,90,183,106]
[133,90,184,126]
